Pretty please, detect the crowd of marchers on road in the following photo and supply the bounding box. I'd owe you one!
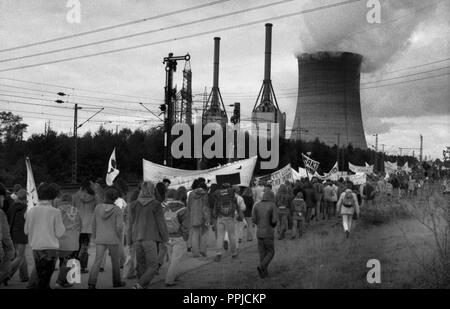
[0,170,446,289]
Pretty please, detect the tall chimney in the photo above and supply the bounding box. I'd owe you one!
[213,37,220,90]
[264,23,272,82]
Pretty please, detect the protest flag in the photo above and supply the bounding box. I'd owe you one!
[106,148,120,186]
[25,157,39,209]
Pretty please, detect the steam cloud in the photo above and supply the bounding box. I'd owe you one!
[298,0,440,72]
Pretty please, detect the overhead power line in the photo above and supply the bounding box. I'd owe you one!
[0,0,294,64]
[0,0,232,53]
[0,0,365,72]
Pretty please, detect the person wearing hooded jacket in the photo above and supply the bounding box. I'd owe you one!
[252,190,278,278]
[88,187,125,289]
[164,189,189,286]
[275,184,292,240]
[128,181,168,289]
[7,189,29,283]
[55,193,82,288]
[72,180,97,273]
[336,189,360,238]
[187,182,210,258]
[0,205,15,286]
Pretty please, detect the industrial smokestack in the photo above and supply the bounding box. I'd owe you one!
[252,23,286,139]
[203,37,227,126]
[291,51,367,149]
[264,23,272,82]
[213,37,220,89]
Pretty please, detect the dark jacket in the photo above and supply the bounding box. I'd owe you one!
[91,203,123,245]
[303,186,317,209]
[213,188,238,219]
[242,195,254,217]
[128,197,168,245]
[275,184,292,214]
[187,188,210,227]
[0,209,15,262]
[165,200,189,240]
[8,200,28,244]
[252,191,278,239]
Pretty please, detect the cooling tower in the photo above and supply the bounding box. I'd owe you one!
[291,51,367,149]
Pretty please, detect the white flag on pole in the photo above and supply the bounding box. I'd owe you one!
[106,148,119,186]
[25,157,38,209]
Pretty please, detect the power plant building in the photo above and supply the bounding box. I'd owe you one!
[291,51,367,149]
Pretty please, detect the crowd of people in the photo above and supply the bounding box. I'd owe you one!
[0,169,444,289]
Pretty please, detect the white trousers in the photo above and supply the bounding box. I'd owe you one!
[342,215,353,232]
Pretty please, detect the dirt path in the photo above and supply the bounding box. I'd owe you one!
[2,216,433,289]
[148,217,432,289]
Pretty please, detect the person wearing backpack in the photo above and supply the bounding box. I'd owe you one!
[290,190,306,239]
[164,189,189,287]
[336,189,360,238]
[128,181,168,289]
[187,183,210,258]
[252,190,278,278]
[213,183,241,262]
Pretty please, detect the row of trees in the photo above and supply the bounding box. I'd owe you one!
[0,111,419,187]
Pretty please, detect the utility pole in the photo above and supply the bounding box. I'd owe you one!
[373,134,378,172]
[336,133,341,170]
[72,103,80,184]
[420,134,423,162]
[380,143,386,172]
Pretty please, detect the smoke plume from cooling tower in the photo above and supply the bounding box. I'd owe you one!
[298,0,439,72]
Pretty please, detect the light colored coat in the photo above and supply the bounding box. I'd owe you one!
[336,191,360,216]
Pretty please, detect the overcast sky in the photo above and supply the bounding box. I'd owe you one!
[0,0,448,160]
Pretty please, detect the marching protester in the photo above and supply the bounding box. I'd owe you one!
[122,188,140,280]
[322,180,335,220]
[128,181,168,289]
[312,178,324,221]
[252,189,278,278]
[213,183,240,262]
[336,189,360,238]
[186,179,199,252]
[234,186,246,245]
[0,193,15,286]
[302,182,317,223]
[6,189,29,283]
[163,189,189,286]
[24,183,65,289]
[73,180,97,274]
[55,193,82,288]
[275,184,291,240]
[187,182,210,258]
[241,187,255,242]
[88,187,125,289]
[290,189,306,239]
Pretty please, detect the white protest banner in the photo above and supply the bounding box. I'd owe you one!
[384,161,398,173]
[298,167,309,179]
[270,164,293,192]
[25,157,38,209]
[143,156,257,189]
[401,162,411,173]
[301,153,320,176]
[106,148,119,186]
[349,162,373,174]
[349,172,367,185]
